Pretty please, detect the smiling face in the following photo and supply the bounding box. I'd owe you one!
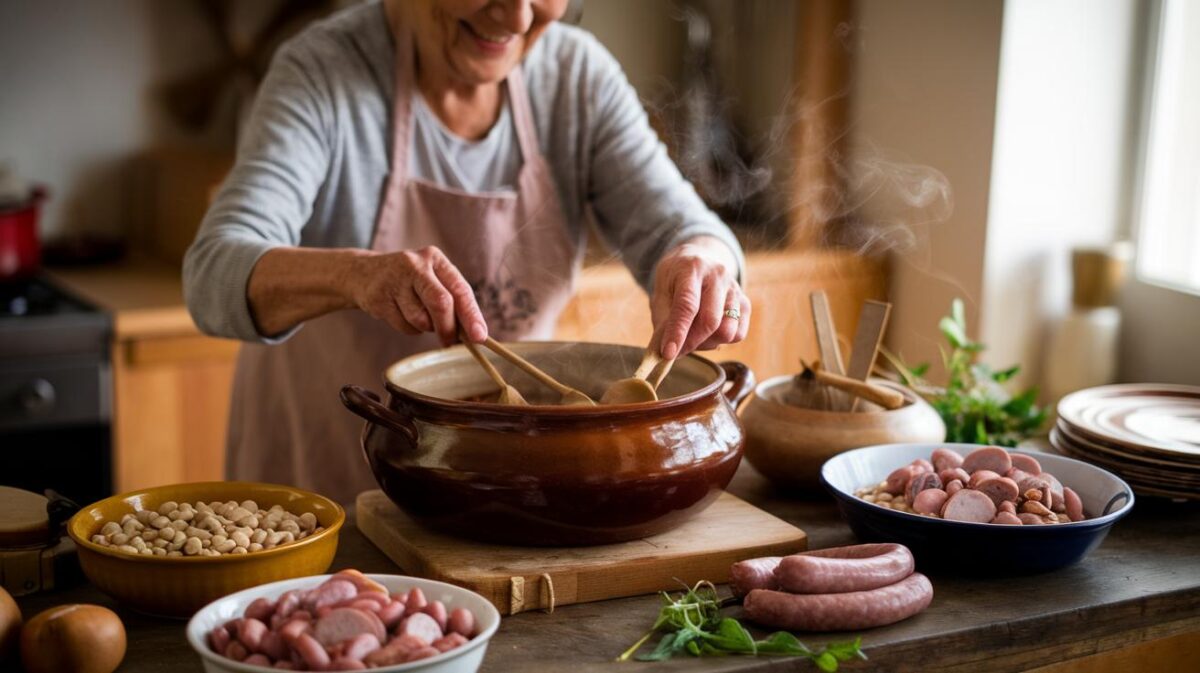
[407,0,569,87]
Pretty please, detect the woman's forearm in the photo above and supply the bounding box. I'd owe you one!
[246,247,366,337]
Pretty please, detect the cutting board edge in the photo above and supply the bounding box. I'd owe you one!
[354,489,809,615]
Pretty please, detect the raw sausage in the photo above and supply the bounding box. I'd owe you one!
[730,557,781,596]
[913,488,949,515]
[396,613,443,645]
[448,608,475,638]
[884,465,917,495]
[314,608,384,648]
[975,477,1019,506]
[305,579,357,612]
[967,470,1001,489]
[905,472,943,503]
[1063,487,1084,522]
[1010,453,1042,474]
[774,544,915,594]
[938,467,970,487]
[422,601,448,631]
[910,458,935,474]
[962,446,1012,475]
[931,448,964,472]
[743,572,933,631]
[940,489,996,523]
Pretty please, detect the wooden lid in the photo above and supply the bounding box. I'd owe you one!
[0,486,50,548]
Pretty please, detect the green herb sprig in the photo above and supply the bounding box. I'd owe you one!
[617,581,867,671]
[884,298,1046,447]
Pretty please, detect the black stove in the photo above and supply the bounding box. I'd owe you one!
[1,275,113,504]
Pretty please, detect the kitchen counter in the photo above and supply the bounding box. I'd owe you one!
[17,465,1199,673]
[45,258,201,340]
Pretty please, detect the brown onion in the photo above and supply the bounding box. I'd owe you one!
[0,586,20,663]
[20,604,126,673]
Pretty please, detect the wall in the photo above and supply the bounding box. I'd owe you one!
[0,1,222,239]
[577,0,684,102]
[850,0,1005,375]
[982,0,1142,391]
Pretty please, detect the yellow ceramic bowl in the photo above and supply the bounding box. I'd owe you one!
[67,481,344,618]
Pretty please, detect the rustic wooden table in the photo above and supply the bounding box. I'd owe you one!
[15,467,1200,673]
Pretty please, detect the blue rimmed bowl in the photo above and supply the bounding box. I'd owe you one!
[820,443,1134,574]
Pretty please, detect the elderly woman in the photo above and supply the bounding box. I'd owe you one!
[184,0,750,503]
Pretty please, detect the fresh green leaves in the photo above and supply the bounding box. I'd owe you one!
[890,299,1046,447]
[617,581,867,670]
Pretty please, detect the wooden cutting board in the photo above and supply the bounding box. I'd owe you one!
[356,490,806,615]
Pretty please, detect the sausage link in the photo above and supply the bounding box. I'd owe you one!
[729,556,782,596]
[773,543,914,594]
[743,572,933,631]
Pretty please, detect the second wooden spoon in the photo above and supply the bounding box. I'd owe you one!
[600,344,672,404]
[460,331,527,405]
[482,338,596,406]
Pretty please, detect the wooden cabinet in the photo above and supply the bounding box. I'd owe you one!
[111,335,239,490]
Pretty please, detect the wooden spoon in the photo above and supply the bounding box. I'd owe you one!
[460,331,527,405]
[600,337,674,404]
[800,359,906,410]
[482,338,597,406]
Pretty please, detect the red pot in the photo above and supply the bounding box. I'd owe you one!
[0,186,45,281]
[341,341,755,546]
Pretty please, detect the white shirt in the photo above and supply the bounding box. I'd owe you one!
[409,91,520,193]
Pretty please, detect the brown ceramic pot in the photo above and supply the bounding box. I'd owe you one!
[741,375,946,495]
[341,342,755,546]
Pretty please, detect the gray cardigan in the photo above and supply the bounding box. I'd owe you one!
[183,1,744,342]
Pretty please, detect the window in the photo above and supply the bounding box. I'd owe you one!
[1133,0,1200,295]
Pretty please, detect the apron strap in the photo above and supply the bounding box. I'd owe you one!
[505,67,542,165]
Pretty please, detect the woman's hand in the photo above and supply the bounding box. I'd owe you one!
[349,246,488,345]
[651,236,750,359]
[245,246,487,345]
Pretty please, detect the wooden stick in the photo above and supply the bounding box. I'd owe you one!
[802,360,906,410]
[846,300,892,412]
[810,291,849,409]
[482,338,571,395]
[482,338,596,405]
[462,334,507,390]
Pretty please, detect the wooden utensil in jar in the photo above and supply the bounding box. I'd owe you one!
[459,330,527,405]
[810,291,850,410]
[600,332,675,404]
[800,359,906,410]
[482,337,597,406]
[845,300,892,412]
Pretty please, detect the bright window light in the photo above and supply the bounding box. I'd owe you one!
[1136,0,1200,294]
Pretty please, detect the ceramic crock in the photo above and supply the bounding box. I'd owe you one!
[741,375,946,495]
[341,341,755,546]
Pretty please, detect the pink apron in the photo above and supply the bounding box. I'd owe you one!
[226,27,580,505]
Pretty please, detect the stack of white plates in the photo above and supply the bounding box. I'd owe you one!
[1051,384,1200,501]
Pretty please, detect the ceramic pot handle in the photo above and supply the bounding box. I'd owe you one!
[718,361,756,408]
[340,385,418,447]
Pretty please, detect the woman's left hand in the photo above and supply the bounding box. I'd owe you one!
[651,236,750,359]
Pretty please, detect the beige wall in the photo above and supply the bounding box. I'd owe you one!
[851,0,1005,375]
[0,0,226,239]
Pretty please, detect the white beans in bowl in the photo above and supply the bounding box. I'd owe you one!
[87,500,324,557]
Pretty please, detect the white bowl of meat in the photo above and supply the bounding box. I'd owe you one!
[186,569,500,672]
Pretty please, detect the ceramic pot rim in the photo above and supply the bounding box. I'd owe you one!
[751,374,925,417]
[381,341,737,421]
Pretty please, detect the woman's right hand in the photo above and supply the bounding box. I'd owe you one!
[348,246,488,346]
